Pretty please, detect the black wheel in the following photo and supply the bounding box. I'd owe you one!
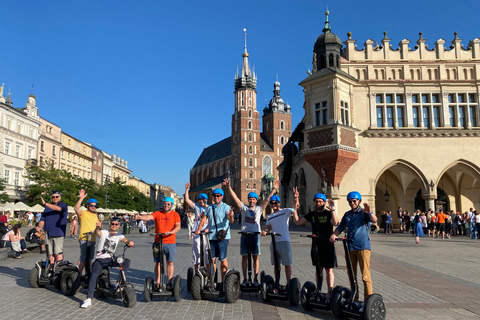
[331,287,350,318]
[363,293,386,320]
[173,275,182,302]
[288,278,300,306]
[60,271,81,296]
[28,266,43,288]
[191,275,203,300]
[187,267,194,292]
[144,276,154,302]
[301,281,316,311]
[259,271,265,283]
[261,275,274,302]
[96,276,109,298]
[122,286,137,308]
[224,272,240,303]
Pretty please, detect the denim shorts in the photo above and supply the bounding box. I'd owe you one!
[240,234,260,256]
[79,240,96,262]
[210,239,229,261]
[152,243,176,262]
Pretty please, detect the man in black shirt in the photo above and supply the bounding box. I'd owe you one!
[293,193,338,300]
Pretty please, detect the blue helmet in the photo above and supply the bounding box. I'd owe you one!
[247,192,258,200]
[347,191,362,201]
[164,197,174,205]
[212,188,224,196]
[87,198,97,205]
[198,193,208,201]
[269,195,281,202]
[313,193,327,202]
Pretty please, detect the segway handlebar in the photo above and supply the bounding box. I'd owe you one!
[265,232,282,237]
[198,230,213,235]
[238,231,261,235]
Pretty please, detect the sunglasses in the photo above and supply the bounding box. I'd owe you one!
[270,201,279,205]
[110,222,120,226]
[213,195,222,198]
[51,196,60,199]
[348,200,358,204]
[89,204,97,207]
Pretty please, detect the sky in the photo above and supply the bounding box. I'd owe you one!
[1,0,479,196]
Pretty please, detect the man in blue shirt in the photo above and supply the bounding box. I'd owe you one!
[329,191,377,302]
[38,190,69,272]
[196,188,234,283]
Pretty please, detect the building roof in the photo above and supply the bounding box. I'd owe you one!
[260,133,273,151]
[193,137,231,168]
[299,67,358,85]
[190,175,225,193]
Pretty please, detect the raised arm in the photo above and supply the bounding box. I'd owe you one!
[40,196,62,212]
[328,198,339,226]
[74,189,87,216]
[292,186,308,225]
[184,183,195,209]
[261,180,281,212]
[94,220,103,237]
[223,178,243,209]
[363,203,377,223]
[135,213,154,221]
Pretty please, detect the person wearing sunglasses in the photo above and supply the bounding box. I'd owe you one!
[261,186,300,286]
[224,178,279,287]
[81,217,134,308]
[38,190,69,272]
[74,189,99,278]
[329,191,377,303]
[135,197,181,290]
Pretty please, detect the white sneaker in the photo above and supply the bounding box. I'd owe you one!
[81,299,92,308]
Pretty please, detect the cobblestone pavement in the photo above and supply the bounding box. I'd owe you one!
[1,223,480,319]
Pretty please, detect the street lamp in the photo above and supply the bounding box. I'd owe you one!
[384,173,390,202]
[105,174,110,209]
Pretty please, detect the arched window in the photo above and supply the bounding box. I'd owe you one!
[280,121,284,130]
[416,69,421,80]
[249,158,253,167]
[249,171,253,179]
[248,109,252,118]
[470,68,475,79]
[329,53,334,67]
[381,69,385,80]
[253,183,257,189]
[248,121,252,129]
[392,69,396,80]
[249,145,253,154]
[428,69,432,80]
[280,136,284,144]
[446,69,451,80]
[410,69,415,80]
[464,68,468,79]
[374,70,379,80]
[452,69,457,80]
[356,69,361,79]
[248,133,252,142]
[320,55,326,69]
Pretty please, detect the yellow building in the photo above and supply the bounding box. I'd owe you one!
[127,175,151,197]
[59,132,92,179]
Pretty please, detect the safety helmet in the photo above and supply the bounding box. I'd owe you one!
[212,188,224,196]
[269,195,281,202]
[198,193,208,201]
[247,192,258,200]
[313,193,327,202]
[87,198,98,205]
[164,197,174,205]
[346,191,362,201]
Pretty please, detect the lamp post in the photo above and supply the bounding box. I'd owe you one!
[384,173,390,202]
[105,174,110,209]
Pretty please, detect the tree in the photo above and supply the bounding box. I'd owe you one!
[0,180,10,203]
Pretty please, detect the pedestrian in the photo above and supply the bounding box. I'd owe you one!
[420,212,427,235]
[330,191,377,304]
[70,215,78,239]
[397,207,403,232]
[413,210,424,244]
[26,211,34,227]
[435,209,448,239]
[467,208,476,239]
[2,224,28,258]
[293,192,338,302]
[224,178,278,287]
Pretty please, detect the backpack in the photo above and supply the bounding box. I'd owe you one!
[25,228,37,243]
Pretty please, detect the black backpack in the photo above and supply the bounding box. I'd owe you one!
[26,228,37,243]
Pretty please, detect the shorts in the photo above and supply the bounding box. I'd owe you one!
[192,234,209,265]
[270,241,292,266]
[152,243,176,263]
[311,240,337,269]
[240,234,260,256]
[210,239,229,261]
[437,223,445,232]
[79,240,96,262]
[428,223,435,231]
[47,236,64,256]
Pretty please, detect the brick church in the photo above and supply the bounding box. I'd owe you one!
[189,33,292,204]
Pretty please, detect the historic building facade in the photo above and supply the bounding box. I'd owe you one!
[281,11,480,225]
[38,117,61,168]
[0,88,40,199]
[59,132,93,179]
[189,36,292,203]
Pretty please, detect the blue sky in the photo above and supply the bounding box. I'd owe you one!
[1,0,479,195]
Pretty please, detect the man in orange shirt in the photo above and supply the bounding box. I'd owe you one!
[435,209,448,239]
[136,197,181,289]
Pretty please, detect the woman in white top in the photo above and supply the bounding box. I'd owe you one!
[2,224,27,258]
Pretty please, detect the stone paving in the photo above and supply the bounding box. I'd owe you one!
[1,223,480,319]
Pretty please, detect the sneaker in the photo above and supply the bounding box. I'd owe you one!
[81,299,92,308]
[166,282,173,291]
[241,279,248,286]
[254,279,260,287]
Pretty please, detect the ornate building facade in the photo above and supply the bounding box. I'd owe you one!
[38,117,61,168]
[281,11,480,224]
[190,35,292,203]
[59,132,92,179]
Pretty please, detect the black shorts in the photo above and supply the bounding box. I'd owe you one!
[428,223,435,231]
[437,223,445,232]
[311,240,337,269]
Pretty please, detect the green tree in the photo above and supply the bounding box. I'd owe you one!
[0,180,10,203]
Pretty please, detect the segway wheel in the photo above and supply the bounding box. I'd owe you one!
[363,293,386,320]
[60,271,81,296]
[331,287,350,318]
[259,271,265,283]
[300,281,316,311]
[191,274,203,300]
[187,267,194,292]
[173,275,182,302]
[261,275,274,302]
[224,272,240,303]
[288,278,300,306]
[144,276,154,302]
[122,286,137,308]
[28,266,44,288]
[96,276,109,298]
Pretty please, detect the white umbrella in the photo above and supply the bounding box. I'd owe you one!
[80,206,87,211]
[0,202,16,211]
[68,206,76,213]
[30,204,44,212]
[13,202,32,211]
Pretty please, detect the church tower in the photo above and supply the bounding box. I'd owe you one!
[231,29,262,202]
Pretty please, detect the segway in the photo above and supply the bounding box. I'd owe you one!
[300,234,337,312]
[28,231,77,291]
[331,237,386,319]
[95,244,137,308]
[144,233,182,302]
[190,230,240,303]
[260,232,300,306]
[60,231,96,296]
[187,229,209,292]
[239,231,261,293]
